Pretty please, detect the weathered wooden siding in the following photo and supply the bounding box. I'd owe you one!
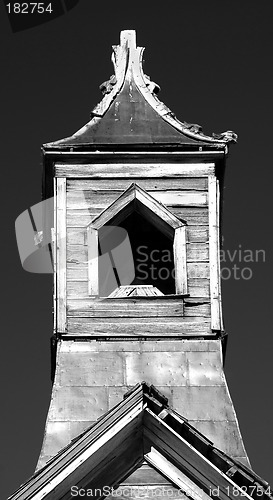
[62,167,212,336]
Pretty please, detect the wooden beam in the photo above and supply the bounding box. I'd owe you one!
[56,178,67,333]
[25,402,144,500]
[144,409,254,500]
[216,178,223,330]
[66,178,208,191]
[66,317,212,336]
[174,226,188,295]
[67,297,184,318]
[87,226,99,296]
[208,175,221,331]
[53,179,57,333]
[55,163,215,178]
[145,447,211,500]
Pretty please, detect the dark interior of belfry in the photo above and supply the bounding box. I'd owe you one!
[98,210,175,296]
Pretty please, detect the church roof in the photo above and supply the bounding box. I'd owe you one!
[8,382,272,500]
[43,31,237,150]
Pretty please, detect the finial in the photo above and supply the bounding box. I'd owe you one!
[120,30,137,50]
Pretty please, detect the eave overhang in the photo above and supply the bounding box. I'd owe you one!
[8,383,272,500]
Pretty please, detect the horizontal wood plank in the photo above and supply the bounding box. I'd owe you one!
[67,298,184,317]
[187,228,209,242]
[66,190,207,210]
[187,243,209,262]
[66,207,208,227]
[187,282,210,298]
[67,299,209,318]
[66,244,209,267]
[67,281,89,297]
[184,299,210,317]
[67,266,88,280]
[55,163,215,178]
[188,263,210,279]
[66,317,211,336]
[67,178,208,191]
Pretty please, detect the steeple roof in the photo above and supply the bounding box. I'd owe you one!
[44,30,237,149]
[8,383,272,500]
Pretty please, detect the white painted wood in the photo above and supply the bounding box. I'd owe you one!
[67,317,212,336]
[87,227,99,296]
[53,179,57,333]
[67,298,184,317]
[144,409,254,500]
[208,175,221,330]
[55,163,215,178]
[56,178,67,333]
[145,447,211,500]
[92,31,135,117]
[150,191,207,206]
[30,402,143,500]
[174,226,187,295]
[66,177,208,191]
[216,179,224,331]
[108,285,164,297]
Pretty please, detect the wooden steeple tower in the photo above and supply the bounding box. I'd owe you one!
[9,30,273,500]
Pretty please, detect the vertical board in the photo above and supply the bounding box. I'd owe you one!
[56,178,67,333]
[53,179,57,333]
[87,227,99,296]
[174,226,188,295]
[208,175,221,330]
[216,179,223,331]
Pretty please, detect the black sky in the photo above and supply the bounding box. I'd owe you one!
[1,1,273,498]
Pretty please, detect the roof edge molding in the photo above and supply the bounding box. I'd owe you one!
[92,30,237,144]
[43,30,237,149]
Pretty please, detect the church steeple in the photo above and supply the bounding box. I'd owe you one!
[34,30,252,474]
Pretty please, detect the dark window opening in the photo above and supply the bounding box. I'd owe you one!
[98,211,175,296]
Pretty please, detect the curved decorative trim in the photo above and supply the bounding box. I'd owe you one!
[44,30,237,148]
[131,41,237,144]
[91,33,131,117]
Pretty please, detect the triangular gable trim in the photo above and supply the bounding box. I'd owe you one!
[88,182,186,234]
[8,383,272,500]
